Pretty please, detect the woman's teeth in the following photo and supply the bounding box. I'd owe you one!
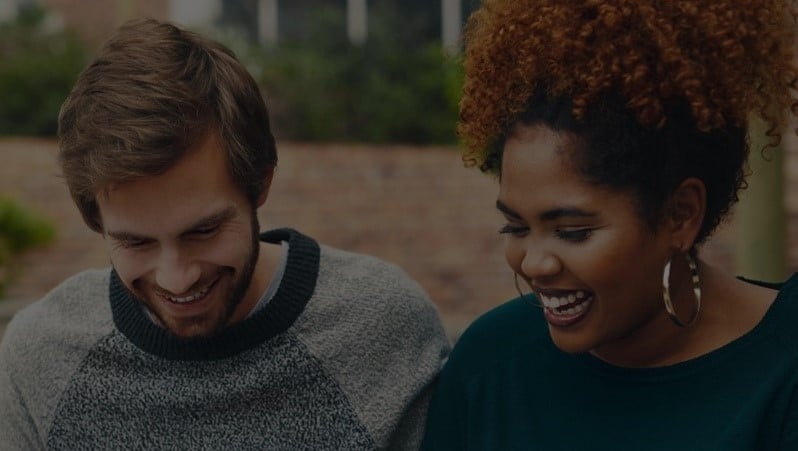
[539,290,591,314]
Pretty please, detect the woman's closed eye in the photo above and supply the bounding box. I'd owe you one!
[554,227,593,242]
[499,224,529,237]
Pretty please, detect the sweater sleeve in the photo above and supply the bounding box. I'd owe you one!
[0,317,46,450]
[386,382,436,450]
[293,246,451,450]
[376,286,450,451]
[0,269,113,450]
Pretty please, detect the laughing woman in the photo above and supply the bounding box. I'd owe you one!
[422,0,798,449]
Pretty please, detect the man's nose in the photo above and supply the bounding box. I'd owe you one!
[154,248,201,296]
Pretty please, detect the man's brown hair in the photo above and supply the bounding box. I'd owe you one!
[58,18,277,232]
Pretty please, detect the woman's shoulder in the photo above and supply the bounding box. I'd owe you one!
[738,273,798,353]
[768,273,798,339]
[742,273,798,315]
[445,295,551,375]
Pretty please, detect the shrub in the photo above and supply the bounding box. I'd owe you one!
[0,198,56,298]
[0,6,89,136]
[250,3,463,145]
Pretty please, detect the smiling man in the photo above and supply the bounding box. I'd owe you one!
[0,19,449,449]
[99,130,268,341]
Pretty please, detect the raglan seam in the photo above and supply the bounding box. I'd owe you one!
[43,329,120,448]
[2,360,43,449]
[289,331,379,448]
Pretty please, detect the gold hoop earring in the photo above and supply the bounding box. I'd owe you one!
[662,253,701,327]
[514,273,542,308]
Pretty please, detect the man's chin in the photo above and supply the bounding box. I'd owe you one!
[135,300,220,338]
[159,315,226,339]
[131,269,249,339]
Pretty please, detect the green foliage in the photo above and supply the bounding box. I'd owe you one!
[0,198,56,298]
[251,4,463,145]
[0,6,89,136]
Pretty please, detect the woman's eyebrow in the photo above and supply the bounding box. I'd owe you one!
[495,199,522,219]
[539,207,597,221]
[496,200,597,222]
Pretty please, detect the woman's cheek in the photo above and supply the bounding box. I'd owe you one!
[504,237,525,274]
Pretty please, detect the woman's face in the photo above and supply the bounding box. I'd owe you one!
[499,124,675,356]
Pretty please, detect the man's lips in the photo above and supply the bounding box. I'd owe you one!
[157,278,219,305]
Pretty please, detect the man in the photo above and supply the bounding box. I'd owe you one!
[0,18,449,449]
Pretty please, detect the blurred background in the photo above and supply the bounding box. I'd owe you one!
[0,0,796,342]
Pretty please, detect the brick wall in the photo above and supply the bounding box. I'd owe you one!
[40,0,168,48]
[0,138,793,341]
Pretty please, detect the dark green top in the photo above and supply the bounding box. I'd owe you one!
[422,274,798,450]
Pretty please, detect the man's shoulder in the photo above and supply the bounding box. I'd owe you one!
[296,242,448,360]
[3,268,113,352]
[318,244,409,274]
[12,267,110,319]
[291,245,449,449]
[49,267,111,297]
[0,269,117,444]
[315,244,436,318]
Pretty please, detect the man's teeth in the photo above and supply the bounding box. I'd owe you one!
[539,290,590,313]
[166,285,211,303]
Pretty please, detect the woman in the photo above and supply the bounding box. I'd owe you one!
[422,0,798,449]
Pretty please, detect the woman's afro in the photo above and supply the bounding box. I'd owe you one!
[460,0,798,169]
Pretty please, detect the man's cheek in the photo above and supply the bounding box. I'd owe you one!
[110,251,152,288]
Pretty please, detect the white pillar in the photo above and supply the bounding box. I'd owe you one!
[168,0,220,29]
[442,0,462,54]
[347,0,367,46]
[0,1,16,23]
[257,0,278,46]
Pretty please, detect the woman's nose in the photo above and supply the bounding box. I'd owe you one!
[520,243,562,282]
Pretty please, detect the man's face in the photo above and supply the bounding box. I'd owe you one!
[96,132,269,339]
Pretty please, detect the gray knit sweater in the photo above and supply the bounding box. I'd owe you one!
[0,228,450,450]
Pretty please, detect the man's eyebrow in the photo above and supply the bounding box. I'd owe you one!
[183,206,237,232]
[105,230,148,242]
[496,200,597,222]
[105,207,238,241]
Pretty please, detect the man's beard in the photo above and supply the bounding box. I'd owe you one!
[213,211,261,335]
[126,212,262,339]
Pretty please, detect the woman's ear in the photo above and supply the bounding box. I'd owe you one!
[667,177,706,251]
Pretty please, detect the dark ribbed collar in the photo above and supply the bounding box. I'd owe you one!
[109,228,320,361]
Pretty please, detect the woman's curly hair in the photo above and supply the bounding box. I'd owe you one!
[461,0,798,243]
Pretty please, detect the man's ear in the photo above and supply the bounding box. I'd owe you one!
[255,166,275,207]
[666,177,706,251]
